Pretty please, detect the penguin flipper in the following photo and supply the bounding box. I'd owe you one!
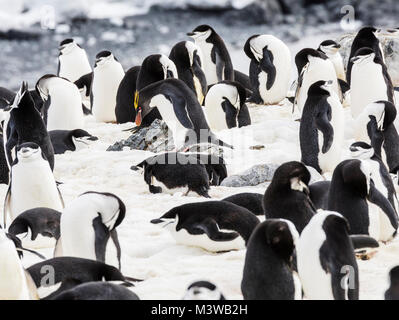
[350,235,379,250]
[237,103,251,127]
[260,47,276,90]
[25,270,40,300]
[3,183,11,228]
[368,180,399,231]
[57,185,65,209]
[110,229,122,270]
[189,218,239,242]
[221,99,238,128]
[92,216,110,264]
[315,111,334,153]
[167,94,194,130]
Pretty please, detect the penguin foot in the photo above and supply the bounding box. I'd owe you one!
[149,185,162,194]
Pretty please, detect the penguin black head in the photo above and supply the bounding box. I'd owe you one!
[270,161,311,194]
[58,38,76,54]
[356,26,378,39]
[264,219,297,264]
[318,40,341,54]
[307,80,333,97]
[169,41,201,69]
[219,80,247,108]
[322,212,350,235]
[295,48,328,75]
[365,100,396,131]
[244,34,260,61]
[350,141,375,160]
[16,142,42,161]
[184,281,225,300]
[94,51,116,67]
[187,25,214,40]
[350,47,375,64]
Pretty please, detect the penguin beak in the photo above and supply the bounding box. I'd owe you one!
[135,109,142,126]
[350,145,358,152]
[187,32,195,37]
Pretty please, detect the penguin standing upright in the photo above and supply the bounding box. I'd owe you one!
[350,142,399,241]
[318,40,346,82]
[35,75,84,131]
[244,34,291,105]
[57,38,92,83]
[204,81,251,131]
[0,229,38,300]
[294,49,341,114]
[4,82,55,170]
[91,51,125,123]
[134,78,232,150]
[350,47,393,118]
[169,41,207,104]
[263,161,316,233]
[327,159,398,241]
[187,25,234,85]
[300,80,344,174]
[241,219,301,300]
[346,27,384,85]
[115,66,140,124]
[4,143,64,226]
[297,210,359,300]
[58,191,125,270]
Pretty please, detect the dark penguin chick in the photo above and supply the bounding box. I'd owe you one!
[115,66,140,124]
[0,134,9,184]
[132,152,211,197]
[385,266,399,300]
[347,26,383,85]
[183,281,225,300]
[222,193,264,215]
[50,282,140,300]
[8,207,61,240]
[136,54,177,91]
[297,211,359,300]
[327,159,398,240]
[4,82,54,170]
[49,129,98,154]
[187,24,234,85]
[134,78,232,150]
[74,72,93,114]
[241,219,301,300]
[151,201,259,252]
[27,257,138,299]
[192,153,227,186]
[309,181,331,210]
[263,161,316,233]
[169,41,207,104]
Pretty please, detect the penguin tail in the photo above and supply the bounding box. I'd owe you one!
[195,186,211,198]
[124,276,144,283]
[350,235,379,250]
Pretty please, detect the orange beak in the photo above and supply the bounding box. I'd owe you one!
[135,108,142,126]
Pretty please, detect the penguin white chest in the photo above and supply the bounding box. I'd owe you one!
[149,94,189,149]
[196,40,218,85]
[59,49,92,83]
[92,63,124,122]
[204,96,229,131]
[46,83,84,131]
[351,63,388,118]
[329,53,346,81]
[9,161,63,221]
[297,231,334,300]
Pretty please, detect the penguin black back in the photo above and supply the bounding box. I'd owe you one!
[115,66,140,123]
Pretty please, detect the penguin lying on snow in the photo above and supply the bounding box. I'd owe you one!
[4,82,55,170]
[183,281,225,300]
[263,161,316,233]
[50,282,140,300]
[244,34,291,105]
[49,129,98,154]
[8,207,61,242]
[297,210,359,300]
[0,229,39,300]
[241,219,301,300]
[115,66,140,124]
[169,41,207,105]
[222,193,264,216]
[300,80,344,174]
[27,257,138,299]
[4,143,64,229]
[131,152,211,197]
[204,81,251,131]
[58,191,126,270]
[134,78,232,150]
[187,25,234,85]
[35,74,84,131]
[151,201,260,252]
[327,159,398,241]
[386,266,399,300]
